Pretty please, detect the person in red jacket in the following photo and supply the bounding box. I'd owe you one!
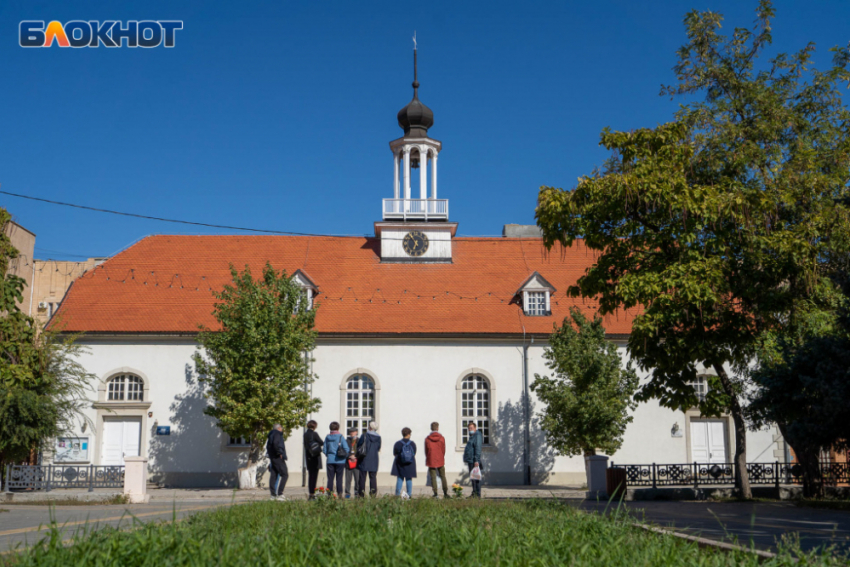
[425,422,449,498]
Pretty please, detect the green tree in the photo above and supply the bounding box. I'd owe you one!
[195,263,321,485]
[531,308,638,458]
[535,2,850,497]
[0,208,93,479]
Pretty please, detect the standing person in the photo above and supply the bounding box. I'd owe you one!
[303,420,323,499]
[463,422,483,498]
[356,421,381,497]
[425,422,449,499]
[343,427,359,499]
[322,422,350,497]
[391,427,417,497]
[266,424,289,501]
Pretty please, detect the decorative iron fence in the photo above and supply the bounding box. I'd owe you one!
[609,461,850,489]
[4,464,124,492]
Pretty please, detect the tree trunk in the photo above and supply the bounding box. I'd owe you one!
[713,363,752,499]
[779,425,824,499]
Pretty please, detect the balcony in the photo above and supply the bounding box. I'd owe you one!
[383,199,448,221]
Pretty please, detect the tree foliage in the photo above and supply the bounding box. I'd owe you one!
[0,208,93,478]
[531,308,638,457]
[535,2,850,497]
[195,263,321,468]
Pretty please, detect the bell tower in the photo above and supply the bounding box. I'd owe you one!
[376,39,457,263]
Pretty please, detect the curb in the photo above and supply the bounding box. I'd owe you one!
[634,522,777,560]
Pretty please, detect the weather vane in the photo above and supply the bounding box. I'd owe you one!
[412,31,417,50]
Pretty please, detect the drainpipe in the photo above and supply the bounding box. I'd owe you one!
[522,330,531,486]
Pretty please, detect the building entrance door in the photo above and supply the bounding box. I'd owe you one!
[101,418,141,466]
[690,419,727,463]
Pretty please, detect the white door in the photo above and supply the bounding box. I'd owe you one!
[690,420,727,463]
[102,419,141,466]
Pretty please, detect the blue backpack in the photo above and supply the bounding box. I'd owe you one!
[399,440,414,465]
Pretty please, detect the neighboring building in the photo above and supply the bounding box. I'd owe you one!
[32,258,108,327]
[3,220,36,315]
[50,51,783,487]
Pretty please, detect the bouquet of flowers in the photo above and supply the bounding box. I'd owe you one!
[451,483,464,498]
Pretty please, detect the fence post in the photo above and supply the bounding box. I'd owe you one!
[88,464,95,492]
[774,460,780,491]
[652,463,657,489]
[4,465,9,493]
[45,464,52,492]
[693,462,698,490]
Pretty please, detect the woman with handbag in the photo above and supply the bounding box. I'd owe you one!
[322,422,350,497]
[303,420,323,499]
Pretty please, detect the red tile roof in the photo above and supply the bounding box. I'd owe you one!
[51,235,636,336]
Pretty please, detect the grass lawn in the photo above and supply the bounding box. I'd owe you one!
[4,498,845,566]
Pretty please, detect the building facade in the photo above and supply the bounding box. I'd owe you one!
[51,51,783,487]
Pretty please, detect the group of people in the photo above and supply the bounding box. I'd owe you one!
[265,419,484,501]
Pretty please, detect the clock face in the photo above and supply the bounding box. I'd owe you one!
[402,231,429,257]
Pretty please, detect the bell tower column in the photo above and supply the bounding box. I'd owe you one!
[419,146,428,201]
[393,150,400,200]
[431,152,437,199]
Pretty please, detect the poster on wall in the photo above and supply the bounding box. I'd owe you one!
[54,437,89,463]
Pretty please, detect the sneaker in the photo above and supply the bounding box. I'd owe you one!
[431,494,439,499]
[276,495,287,502]
[443,494,450,499]
[345,494,351,499]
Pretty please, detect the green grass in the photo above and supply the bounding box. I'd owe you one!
[2,495,129,506]
[3,498,845,566]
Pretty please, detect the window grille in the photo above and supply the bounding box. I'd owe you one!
[345,374,375,435]
[689,376,709,402]
[228,436,250,447]
[460,375,490,444]
[525,291,548,316]
[107,374,144,401]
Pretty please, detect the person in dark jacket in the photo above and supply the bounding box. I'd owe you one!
[322,422,350,497]
[391,427,417,497]
[266,424,288,501]
[463,422,483,498]
[303,420,323,499]
[343,427,359,498]
[356,421,382,497]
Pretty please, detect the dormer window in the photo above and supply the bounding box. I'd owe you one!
[517,272,555,316]
[292,269,318,310]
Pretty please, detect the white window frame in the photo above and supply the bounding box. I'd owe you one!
[688,375,709,402]
[107,374,145,402]
[340,370,381,436]
[523,290,550,316]
[227,436,251,447]
[455,370,496,449]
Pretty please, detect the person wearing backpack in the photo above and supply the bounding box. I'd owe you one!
[356,421,381,497]
[391,427,417,497]
[425,422,449,499]
[343,427,359,499]
[322,422,350,497]
[463,422,484,498]
[303,420,323,499]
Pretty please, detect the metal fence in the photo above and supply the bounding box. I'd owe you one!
[4,464,125,492]
[609,461,850,489]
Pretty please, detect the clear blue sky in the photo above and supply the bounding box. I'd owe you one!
[1,1,848,260]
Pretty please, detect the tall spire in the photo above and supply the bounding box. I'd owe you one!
[397,32,434,138]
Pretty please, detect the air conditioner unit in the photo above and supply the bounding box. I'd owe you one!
[38,301,48,310]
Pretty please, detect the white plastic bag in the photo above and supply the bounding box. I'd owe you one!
[470,466,482,481]
[401,490,411,500]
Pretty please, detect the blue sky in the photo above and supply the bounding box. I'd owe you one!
[1,0,848,260]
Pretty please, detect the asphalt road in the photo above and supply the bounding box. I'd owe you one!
[0,500,232,554]
[580,499,850,555]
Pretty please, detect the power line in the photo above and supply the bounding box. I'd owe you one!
[1,190,551,244]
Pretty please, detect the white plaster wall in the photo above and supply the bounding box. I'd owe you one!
[379,227,452,260]
[60,337,781,488]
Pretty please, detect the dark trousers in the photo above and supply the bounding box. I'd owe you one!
[269,458,288,496]
[344,465,357,495]
[327,463,345,495]
[357,469,377,496]
[307,465,319,495]
[468,462,482,497]
[429,466,449,496]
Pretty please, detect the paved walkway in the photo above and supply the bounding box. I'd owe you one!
[580,499,850,555]
[2,486,849,556]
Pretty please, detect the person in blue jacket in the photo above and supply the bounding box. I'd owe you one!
[322,422,350,497]
[391,427,417,497]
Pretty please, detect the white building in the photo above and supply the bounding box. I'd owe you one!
[52,50,784,487]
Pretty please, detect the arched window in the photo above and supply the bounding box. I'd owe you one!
[107,374,144,401]
[460,375,490,444]
[345,374,375,435]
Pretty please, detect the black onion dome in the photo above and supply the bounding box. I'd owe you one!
[397,49,434,137]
